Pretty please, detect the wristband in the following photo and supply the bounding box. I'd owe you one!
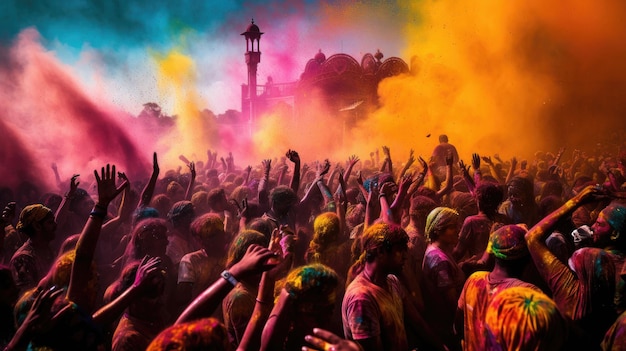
[89,210,106,219]
[255,298,271,305]
[221,270,239,286]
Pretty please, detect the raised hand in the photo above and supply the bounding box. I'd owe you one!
[510,157,518,169]
[398,173,413,192]
[382,145,391,159]
[229,244,279,279]
[494,153,503,164]
[418,156,428,175]
[472,153,481,170]
[347,154,360,167]
[317,159,331,179]
[188,162,196,179]
[379,180,396,197]
[286,149,300,164]
[459,160,470,176]
[481,156,494,166]
[238,198,249,219]
[94,164,127,207]
[262,159,272,174]
[179,154,191,165]
[68,174,80,196]
[406,149,415,168]
[356,171,364,186]
[303,328,363,351]
[152,152,159,175]
[520,160,528,170]
[133,256,164,291]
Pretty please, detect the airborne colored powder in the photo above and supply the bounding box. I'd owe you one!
[0,29,149,193]
[1,1,625,194]
[250,0,626,163]
[154,49,219,166]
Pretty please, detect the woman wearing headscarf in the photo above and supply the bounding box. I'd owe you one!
[525,185,617,347]
[421,207,465,351]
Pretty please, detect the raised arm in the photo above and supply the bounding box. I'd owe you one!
[285,149,300,194]
[398,149,415,180]
[378,181,396,224]
[471,153,482,187]
[184,162,196,201]
[435,152,454,198]
[504,157,518,186]
[552,147,565,166]
[525,186,601,298]
[407,157,427,197]
[67,164,127,310]
[92,256,162,326]
[364,183,381,230]
[481,155,503,184]
[101,172,135,242]
[50,163,63,191]
[344,154,360,185]
[300,160,331,207]
[336,171,348,239]
[139,152,160,209]
[238,231,292,351]
[54,174,80,230]
[458,159,476,196]
[176,244,277,324]
[243,165,252,186]
[258,159,272,208]
[382,146,393,177]
[390,173,412,223]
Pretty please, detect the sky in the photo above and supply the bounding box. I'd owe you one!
[1,0,626,192]
[0,0,407,115]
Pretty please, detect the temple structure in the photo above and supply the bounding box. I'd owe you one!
[240,20,410,133]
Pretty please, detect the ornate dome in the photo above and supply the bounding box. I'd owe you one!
[245,19,260,33]
[314,49,326,63]
[374,49,384,62]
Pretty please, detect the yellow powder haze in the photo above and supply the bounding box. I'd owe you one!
[154,49,218,166]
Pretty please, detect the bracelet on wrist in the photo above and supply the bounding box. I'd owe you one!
[94,203,107,211]
[255,298,271,305]
[221,270,239,286]
[89,210,106,219]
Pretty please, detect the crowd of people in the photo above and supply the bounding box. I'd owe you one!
[1,134,626,350]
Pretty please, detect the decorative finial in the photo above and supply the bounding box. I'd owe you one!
[251,18,255,24]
